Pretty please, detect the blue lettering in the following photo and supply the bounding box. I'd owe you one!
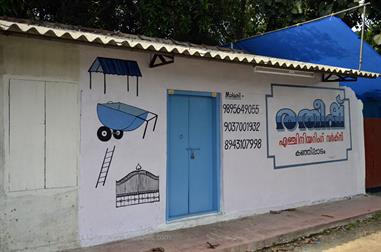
[275,95,345,131]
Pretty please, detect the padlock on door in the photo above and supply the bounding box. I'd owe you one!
[186,147,200,160]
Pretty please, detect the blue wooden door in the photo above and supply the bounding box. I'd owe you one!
[167,92,219,219]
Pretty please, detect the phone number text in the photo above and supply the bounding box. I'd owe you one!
[224,138,262,150]
[223,104,260,114]
[224,121,260,132]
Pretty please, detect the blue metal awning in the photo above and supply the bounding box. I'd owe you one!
[88,57,142,96]
[88,57,142,76]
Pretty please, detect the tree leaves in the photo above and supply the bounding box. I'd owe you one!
[0,0,379,51]
[374,34,381,45]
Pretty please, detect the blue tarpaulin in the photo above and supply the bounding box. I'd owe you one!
[232,17,381,102]
[359,90,381,118]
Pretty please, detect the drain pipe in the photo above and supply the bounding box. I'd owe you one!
[359,0,367,71]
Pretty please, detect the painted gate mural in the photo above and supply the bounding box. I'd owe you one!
[116,164,160,207]
[266,84,352,169]
[88,56,160,206]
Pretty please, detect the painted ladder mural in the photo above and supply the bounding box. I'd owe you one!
[95,146,116,188]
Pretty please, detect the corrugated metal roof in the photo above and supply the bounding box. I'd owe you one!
[0,17,379,78]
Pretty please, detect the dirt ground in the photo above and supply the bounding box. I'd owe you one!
[323,231,381,252]
[258,198,381,252]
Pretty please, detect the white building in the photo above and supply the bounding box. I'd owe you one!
[0,18,379,251]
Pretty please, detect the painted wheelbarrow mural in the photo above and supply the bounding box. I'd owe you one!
[97,102,158,142]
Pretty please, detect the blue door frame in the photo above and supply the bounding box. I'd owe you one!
[166,90,221,221]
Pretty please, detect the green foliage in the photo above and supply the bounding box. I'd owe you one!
[366,0,381,53]
[0,0,380,51]
[256,0,361,32]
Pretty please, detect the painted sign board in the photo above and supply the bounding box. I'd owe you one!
[266,84,352,169]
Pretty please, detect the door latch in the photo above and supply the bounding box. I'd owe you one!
[186,147,200,160]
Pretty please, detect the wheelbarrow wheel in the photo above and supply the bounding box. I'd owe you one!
[113,130,123,140]
[97,126,112,142]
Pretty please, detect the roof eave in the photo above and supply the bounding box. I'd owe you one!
[0,19,379,79]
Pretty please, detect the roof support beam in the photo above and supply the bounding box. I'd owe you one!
[322,73,358,82]
[149,53,174,68]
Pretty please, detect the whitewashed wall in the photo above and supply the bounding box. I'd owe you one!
[0,34,366,251]
[0,36,80,252]
[79,45,365,247]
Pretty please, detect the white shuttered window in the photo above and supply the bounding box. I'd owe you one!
[8,79,78,191]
